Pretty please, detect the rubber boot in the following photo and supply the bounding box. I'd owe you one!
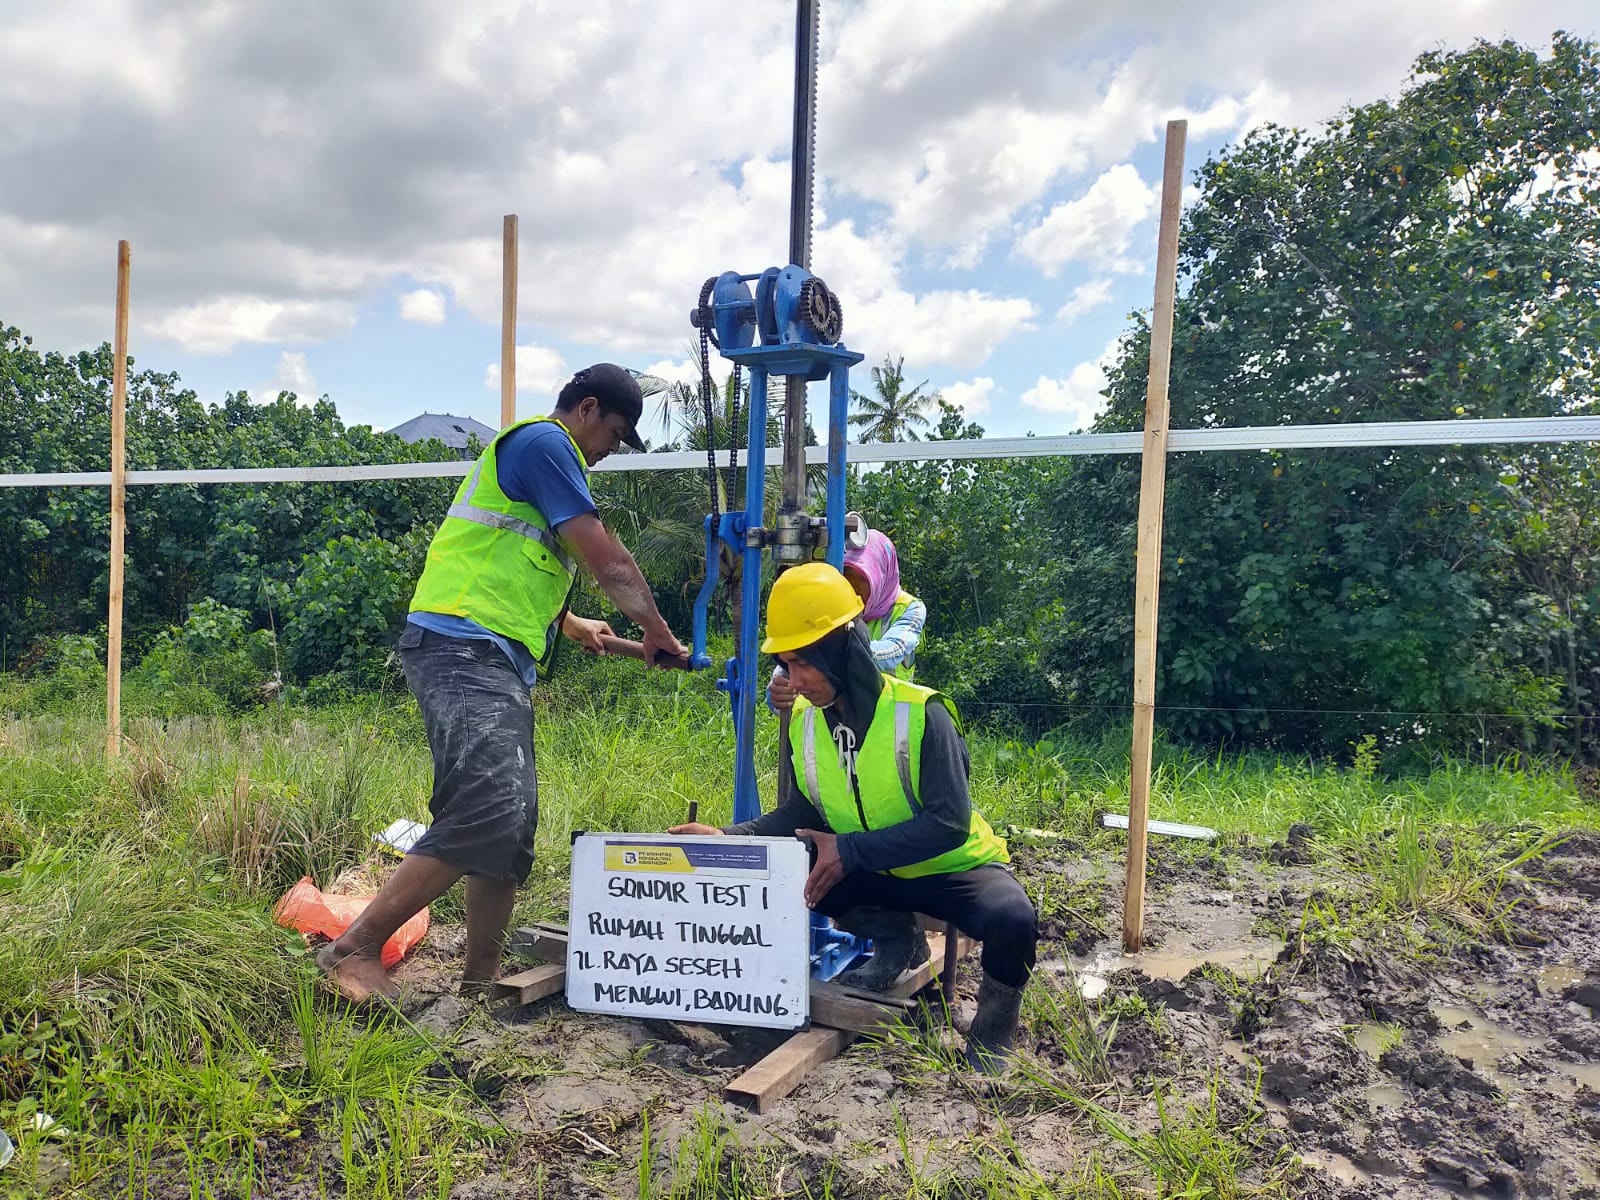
[964,972,1025,1074]
[833,908,931,993]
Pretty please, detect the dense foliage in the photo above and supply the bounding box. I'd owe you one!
[865,34,1600,758]
[1,35,1596,760]
[0,329,454,691]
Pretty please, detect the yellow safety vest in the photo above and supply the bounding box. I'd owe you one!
[409,417,585,663]
[866,590,919,680]
[790,676,1009,878]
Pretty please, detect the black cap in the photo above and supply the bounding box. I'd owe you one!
[560,363,646,451]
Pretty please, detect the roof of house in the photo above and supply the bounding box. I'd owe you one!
[387,412,497,449]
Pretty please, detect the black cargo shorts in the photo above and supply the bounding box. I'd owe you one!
[398,623,538,883]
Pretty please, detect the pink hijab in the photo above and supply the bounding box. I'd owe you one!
[844,530,902,622]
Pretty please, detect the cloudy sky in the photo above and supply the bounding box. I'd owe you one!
[2,1,1593,444]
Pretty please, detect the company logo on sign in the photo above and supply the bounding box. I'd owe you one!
[604,844,693,873]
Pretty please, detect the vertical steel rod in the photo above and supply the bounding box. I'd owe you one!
[106,240,130,760]
[1122,120,1187,952]
[783,0,820,512]
[777,0,823,816]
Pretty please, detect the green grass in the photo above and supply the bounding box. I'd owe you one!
[1,660,1597,1196]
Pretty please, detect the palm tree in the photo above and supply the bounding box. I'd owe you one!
[588,346,795,634]
[849,355,935,443]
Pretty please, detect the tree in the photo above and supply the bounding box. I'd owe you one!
[0,324,453,684]
[1044,33,1600,754]
[849,355,935,443]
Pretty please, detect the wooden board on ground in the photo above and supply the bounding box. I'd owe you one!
[725,1027,851,1113]
[727,925,980,1110]
[807,981,916,1033]
[509,922,569,964]
[889,928,976,1000]
[495,962,565,1005]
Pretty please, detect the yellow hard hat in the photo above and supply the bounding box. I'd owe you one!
[762,562,864,655]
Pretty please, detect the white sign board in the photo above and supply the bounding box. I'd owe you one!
[566,834,809,1030]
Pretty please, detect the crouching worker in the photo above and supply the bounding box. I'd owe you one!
[672,563,1037,1072]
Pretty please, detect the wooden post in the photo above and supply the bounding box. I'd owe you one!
[1122,120,1186,952]
[106,240,131,760]
[500,214,518,428]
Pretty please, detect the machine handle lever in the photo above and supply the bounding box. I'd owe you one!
[596,634,694,672]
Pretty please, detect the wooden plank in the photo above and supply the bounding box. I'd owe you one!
[1123,119,1187,953]
[725,1027,851,1113]
[888,929,976,1000]
[500,214,518,428]
[495,962,565,1005]
[508,923,568,964]
[808,981,915,1033]
[105,240,130,760]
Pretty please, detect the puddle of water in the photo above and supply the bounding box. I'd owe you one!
[1365,1082,1406,1111]
[1222,1039,1258,1068]
[1351,1021,1400,1059]
[1537,962,1585,997]
[1078,939,1285,983]
[1555,1061,1600,1094]
[1430,1003,1543,1093]
[1431,990,1600,1099]
[1298,1149,1371,1185]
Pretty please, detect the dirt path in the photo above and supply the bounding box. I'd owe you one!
[375,829,1600,1198]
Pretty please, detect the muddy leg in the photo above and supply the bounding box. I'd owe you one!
[321,853,463,1000]
[463,874,517,985]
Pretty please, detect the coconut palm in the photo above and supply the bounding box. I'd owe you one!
[849,355,935,442]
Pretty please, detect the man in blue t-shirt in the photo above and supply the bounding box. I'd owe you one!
[318,364,687,1004]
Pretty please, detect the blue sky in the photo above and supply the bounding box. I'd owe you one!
[3,1,1594,449]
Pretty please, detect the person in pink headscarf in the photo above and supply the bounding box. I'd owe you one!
[769,530,926,710]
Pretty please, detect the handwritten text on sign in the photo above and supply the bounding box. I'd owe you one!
[566,835,809,1030]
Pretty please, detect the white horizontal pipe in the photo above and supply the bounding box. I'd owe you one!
[0,416,1595,488]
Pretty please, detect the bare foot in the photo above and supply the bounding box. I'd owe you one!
[458,977,500,1006]
[316,943,399,1003]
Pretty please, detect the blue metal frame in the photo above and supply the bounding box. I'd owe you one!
[686,289,865,979]
[709,343,862,824]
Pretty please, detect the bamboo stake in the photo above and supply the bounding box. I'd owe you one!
[501,214,518,428]
[1122,120,1186,952]
[106,240,131,760]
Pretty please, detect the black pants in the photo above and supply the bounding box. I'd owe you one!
[814,864,1037,989]
[398,625,538,883]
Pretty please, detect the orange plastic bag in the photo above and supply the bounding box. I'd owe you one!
[273,876,429,969]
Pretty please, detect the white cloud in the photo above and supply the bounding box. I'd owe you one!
[1020,338,1123,429]
[258,350,316,404]
[940,377,995,416]
[1016,164,1159,276]
[2,0,1595,422]
[814,218,1037,369]
[149,296,357,355]
[484,343,567,396]
[640,355,731,390]
[1057,278,1114,324]
[398,288,446,324]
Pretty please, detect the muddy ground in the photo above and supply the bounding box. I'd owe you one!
[293,829,1600,1197]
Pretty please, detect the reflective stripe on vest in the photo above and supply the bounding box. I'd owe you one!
[800,700,921,817]
[791,676,1008,879]
[447,456,576,573]
[408,416,586,660]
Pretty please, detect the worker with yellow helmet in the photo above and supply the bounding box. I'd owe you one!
[673,562,1037,1073]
